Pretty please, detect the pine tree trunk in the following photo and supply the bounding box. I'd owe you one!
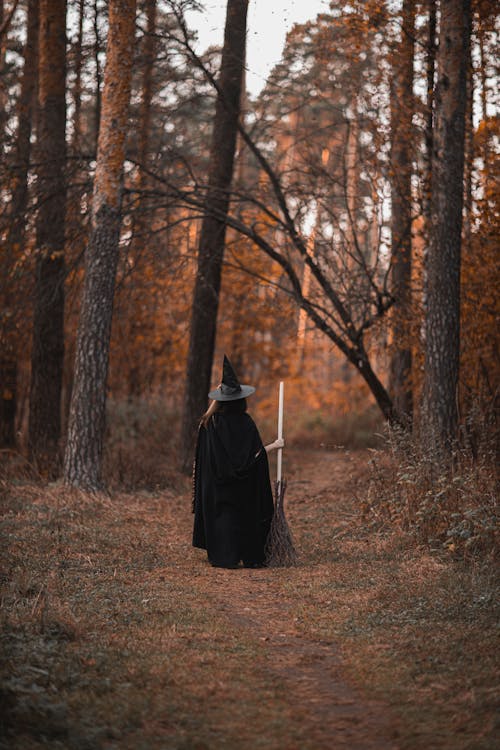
[64,0,137,491]
[0,0,7,157]
[0,0,38,448]
[423,0,437,212]
[420,0,437,374]
[389,0,415,423]
[179,0,248,473]
[28,0,66,475]
[8,0,38,250]
[424,0,471,451]
[477,15,488,124]
[463,39,474,252]
[126,0,156,399]
[72,0,84,152]
[136,0,155,177]
[93,0,102,150]
[422,0,437,248]
[0,361,17,446]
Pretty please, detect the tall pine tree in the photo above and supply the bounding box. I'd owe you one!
[389,0,416,422]
[179,0,248,473]
[28,0,66,475]
[64,0,137,490]
[424,0,471,450]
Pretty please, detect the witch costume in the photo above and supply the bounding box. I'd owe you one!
[192,356,274,568]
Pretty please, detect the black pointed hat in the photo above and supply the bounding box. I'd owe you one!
[208,355,256,401]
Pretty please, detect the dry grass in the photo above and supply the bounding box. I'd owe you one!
[365,423,499,560]
[0,448,498,749]
[258,403,384,451]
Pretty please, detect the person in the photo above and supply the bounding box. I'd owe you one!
[192,355,284,569]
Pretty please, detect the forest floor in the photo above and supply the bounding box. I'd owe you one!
[1,448,498,749]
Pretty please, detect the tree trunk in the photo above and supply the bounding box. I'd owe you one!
[72,0,84,152]
[477,14,488,124]
[133,0,155,209]
[179,0,248,473]
[64,0,137,491]
[424,0,471,451]
[422,0,436,250]
[0,0,39,448]
[0,0,7,157]
[0,361,17,446]
[389,0,416,423]
[93,0,102,149]
[136,0,155,178]
[463,35,474,252]
[28,0,66,475]
[8,0,39,250]
[126,0,156,399]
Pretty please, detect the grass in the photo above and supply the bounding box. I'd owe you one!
[365,423,499,560]
[0,481,313,749]
[1,447,498,749]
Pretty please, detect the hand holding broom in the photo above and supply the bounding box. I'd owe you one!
[265,382,298,567]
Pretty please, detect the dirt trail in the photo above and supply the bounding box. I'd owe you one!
[187,449,398,749]
[209,571,395,749]
[3,447,496,748]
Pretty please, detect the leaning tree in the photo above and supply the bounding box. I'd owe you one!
[161,5,399,469]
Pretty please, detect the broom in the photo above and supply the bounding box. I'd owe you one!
[265,381,298,567]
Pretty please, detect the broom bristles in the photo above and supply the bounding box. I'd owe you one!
[265,479,298,567]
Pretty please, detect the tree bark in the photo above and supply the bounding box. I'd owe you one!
[463,35,474,252]
[72,0,84,152]
[136,0,156,177]
[28,0,66,475]
[93,0,102,149]
[420,0,437,382]
[0,0,11,157]
[0,0,39,447]
[64,0,137,491]
[389,0,415,423]
[424,0,471,451]
[0,361,17,446]
[8,0,39,251]
[422,0,437,258]
[179,0,248,473]
[0,0,5,156]
[127,0,156,398]
[477,14,488,124]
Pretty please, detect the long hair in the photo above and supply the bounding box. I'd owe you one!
[201,399,219,427]
[200,397,248,427]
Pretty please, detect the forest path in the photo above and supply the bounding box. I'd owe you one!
[206,571,395,749]
[7,447,496,749]
[177,449,398,749]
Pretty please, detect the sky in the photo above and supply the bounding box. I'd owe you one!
[185,0,331,97]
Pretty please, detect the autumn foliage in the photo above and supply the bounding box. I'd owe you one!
[0,3,498,747]
[0,0,497,495]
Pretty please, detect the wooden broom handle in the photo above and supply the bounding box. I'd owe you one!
[277,381,284,483]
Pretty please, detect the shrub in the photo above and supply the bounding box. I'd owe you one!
[103,397,183,491]
[365,419,499,561]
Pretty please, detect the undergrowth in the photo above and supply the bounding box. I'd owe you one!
[365,420,499,561]
[1,449,498,748]
[102,397,383,490]
[255,403,383,451]
[102,398,181,491]
[0,397,383,490]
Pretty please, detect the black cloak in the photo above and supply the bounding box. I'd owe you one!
[192,404,274,568]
